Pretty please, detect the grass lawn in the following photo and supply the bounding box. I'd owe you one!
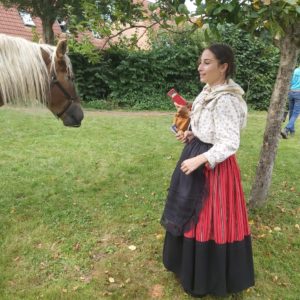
[0,107,299,300]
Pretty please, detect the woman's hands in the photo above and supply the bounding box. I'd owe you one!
[176,130,194,143]
[180,154,208,175]
[175,130,208,175]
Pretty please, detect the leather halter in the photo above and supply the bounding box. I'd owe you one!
[50,73,77,118]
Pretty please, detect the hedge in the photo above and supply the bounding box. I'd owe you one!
[69,24,280,110]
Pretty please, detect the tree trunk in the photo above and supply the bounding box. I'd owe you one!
[41,17,55,45]
[249,33,299,208]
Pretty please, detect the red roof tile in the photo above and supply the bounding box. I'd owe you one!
[0,1,155,49]
[0,4,62,41]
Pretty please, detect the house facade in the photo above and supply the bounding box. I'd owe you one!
[0,1,156,49]
[0,4,62,41]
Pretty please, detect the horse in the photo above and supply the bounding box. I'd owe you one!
[0,34,84,127]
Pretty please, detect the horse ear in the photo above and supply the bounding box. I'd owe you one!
[40,47,51,65]
[39,38,45,44]
[56,39,67,60]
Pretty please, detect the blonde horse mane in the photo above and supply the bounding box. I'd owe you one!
[0,34,73,106]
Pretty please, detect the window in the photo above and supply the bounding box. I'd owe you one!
[57,18,68,33]
[92,30,101,39]
[19,11,35,27]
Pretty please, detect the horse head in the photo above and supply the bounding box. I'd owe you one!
[0,34,84,127]
[41,39,84,127]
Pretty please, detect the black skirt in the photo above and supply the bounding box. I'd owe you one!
[161,138,255,297]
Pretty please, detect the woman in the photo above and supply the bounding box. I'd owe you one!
[161,44,255,297]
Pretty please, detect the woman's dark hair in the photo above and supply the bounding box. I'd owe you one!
[206,43,236,79]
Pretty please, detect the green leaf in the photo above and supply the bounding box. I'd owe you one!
[250,11,259,18]
[213,6,223,15]
[204,28,210,42]
[175,15,186,25]
[283,0,298,5]
[257,7,269,15]
[178,4,189,14]
[148,3,159,12]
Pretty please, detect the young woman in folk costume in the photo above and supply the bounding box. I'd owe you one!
[161,43,254,297]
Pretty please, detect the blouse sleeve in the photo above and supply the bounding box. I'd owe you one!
[202,95,242,168]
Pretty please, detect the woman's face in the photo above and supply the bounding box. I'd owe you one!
[198,49,228,86]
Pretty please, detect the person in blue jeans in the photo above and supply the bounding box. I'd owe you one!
[281,66,300,139]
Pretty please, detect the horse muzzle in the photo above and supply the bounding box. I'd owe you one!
[61,102,84,127]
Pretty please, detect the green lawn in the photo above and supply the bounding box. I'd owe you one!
[0,107,299,300]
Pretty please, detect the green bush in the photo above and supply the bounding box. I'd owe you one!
[69,33,203,109]
[69,25,280,111]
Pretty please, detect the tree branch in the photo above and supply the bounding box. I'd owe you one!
[98,17,197,50]
[99,21,160,50]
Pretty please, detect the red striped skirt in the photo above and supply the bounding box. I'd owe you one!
[184,155,251,243]
[162,139,254,297]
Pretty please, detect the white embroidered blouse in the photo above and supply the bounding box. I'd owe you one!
[190,79,247,168]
